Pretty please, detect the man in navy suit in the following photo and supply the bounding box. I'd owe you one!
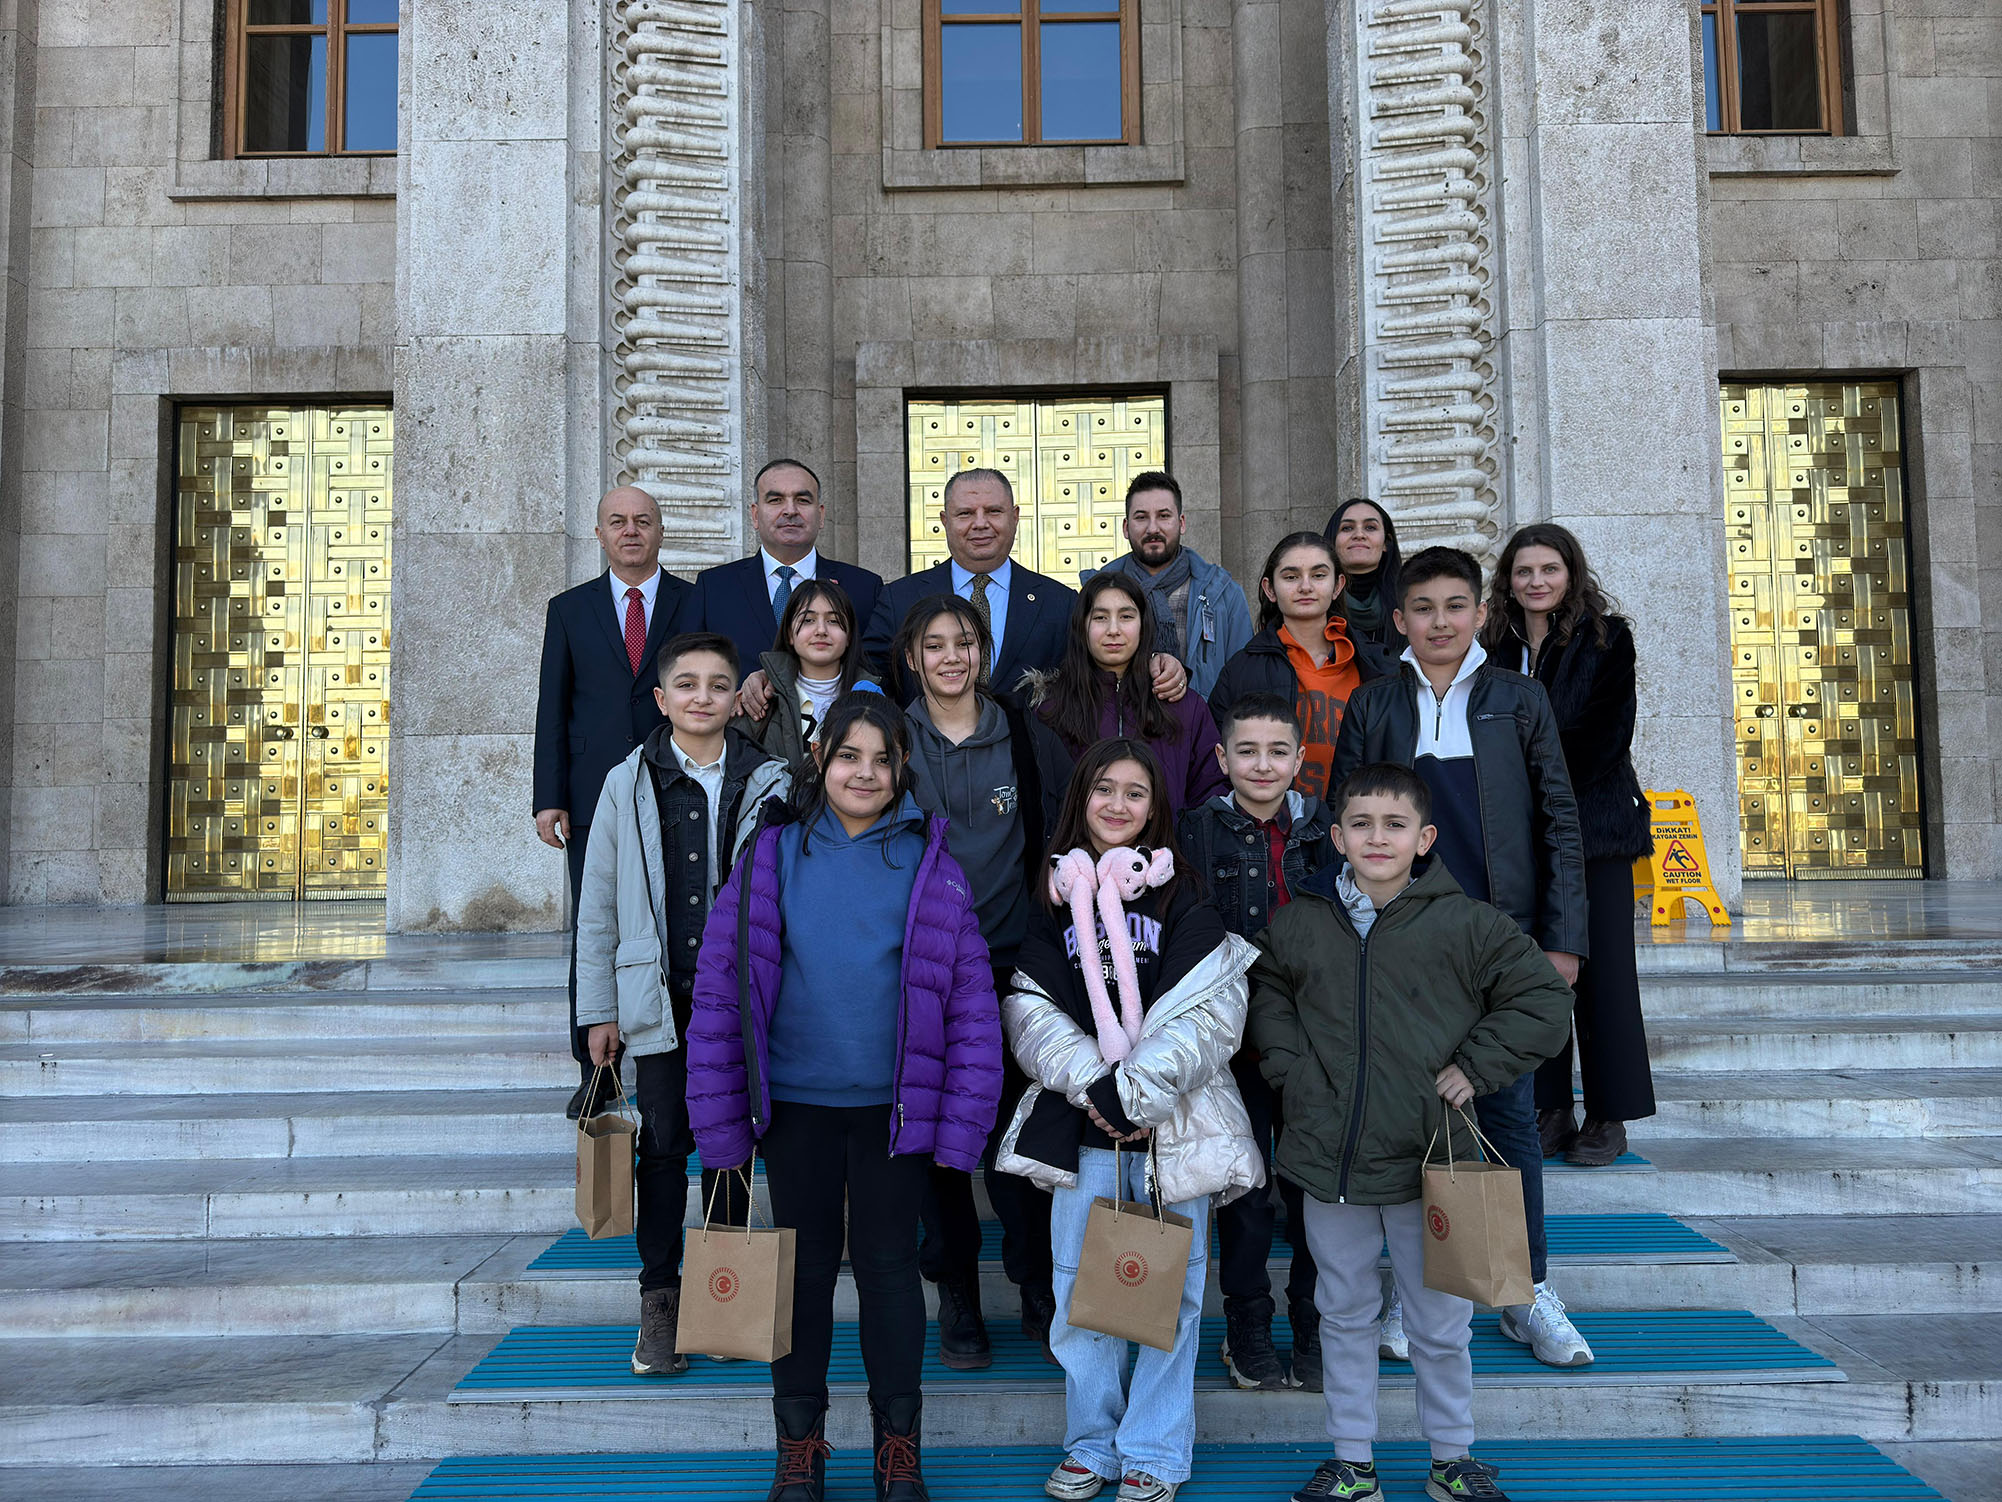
[694,458,883,674]
[859,467,1188,703]
[534,486,701,1118]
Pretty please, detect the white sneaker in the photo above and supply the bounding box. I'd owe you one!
[1499,1281,1594,1367]
[1046,1457,1113,1501]
[1377,1295,1409,1361]
[1117,1473,1178,1502]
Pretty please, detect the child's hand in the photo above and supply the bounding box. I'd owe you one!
[1086,1103,1150,1143]
[1434,1064,1475,1109]
[587,1022,621,1067]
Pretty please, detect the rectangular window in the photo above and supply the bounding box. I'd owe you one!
[925,0,1138,147]
[1700,0,1843,135]
[224,0,400,157]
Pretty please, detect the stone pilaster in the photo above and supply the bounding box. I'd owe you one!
[0,2,35,899]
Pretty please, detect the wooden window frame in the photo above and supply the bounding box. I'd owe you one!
[222,0,399,159]
[1701,0,1844,136]
[922,0,1140,149]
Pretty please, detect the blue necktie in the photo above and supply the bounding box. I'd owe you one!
[773,564,796,617]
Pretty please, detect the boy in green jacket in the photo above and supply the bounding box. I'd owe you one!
[1246,762,1572,1502]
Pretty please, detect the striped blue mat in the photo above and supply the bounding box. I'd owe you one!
[525,1211,1728,1279]
[448,1309,1839,1402]
[1543,1149,1651,1171]
[409,1437,1942,1499]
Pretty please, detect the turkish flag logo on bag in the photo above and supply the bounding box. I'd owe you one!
[709,1266,740,1302]
[1114,1251,1150,1288]
[1427,1205,1451,1241]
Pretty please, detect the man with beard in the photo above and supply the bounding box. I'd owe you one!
[1083,471,1253,700]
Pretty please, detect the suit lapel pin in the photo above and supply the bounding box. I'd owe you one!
[1026,593,1035,602]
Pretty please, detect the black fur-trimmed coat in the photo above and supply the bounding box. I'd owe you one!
[1521,616,1653,863]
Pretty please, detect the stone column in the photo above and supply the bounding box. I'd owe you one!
[1491,2,1740,903]
[387,3,581,929]
[0,3,34,896]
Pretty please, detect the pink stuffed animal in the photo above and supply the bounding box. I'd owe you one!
[1047,845,1177,1063]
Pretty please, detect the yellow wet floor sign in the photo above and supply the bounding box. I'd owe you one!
[1631,789,1730,927]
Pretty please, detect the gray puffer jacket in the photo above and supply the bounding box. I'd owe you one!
[997,933,1265,1205]
[575,734,790,1058]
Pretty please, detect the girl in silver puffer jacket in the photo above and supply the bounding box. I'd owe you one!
[997,738,1261,1502]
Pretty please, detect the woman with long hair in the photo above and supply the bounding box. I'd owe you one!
[688,695,1003,1502]
[1480,523,1656,1166]
[998,739,1260,1502]
[734,579,883,772]
[1035,574,1226,817]
[1206,532,1381,802]
[1322,498,1404,657]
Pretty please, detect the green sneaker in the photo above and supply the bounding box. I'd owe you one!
[1291,1458,1379,1502]
[1427,1455,1508,1501]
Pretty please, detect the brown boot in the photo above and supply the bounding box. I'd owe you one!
[631,1285,689,1375]
[1566,1118,1628,1167]
[1536,1107,1576,1160]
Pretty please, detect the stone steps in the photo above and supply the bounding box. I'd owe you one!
[0,990,567,1044]
[0,1036,578,1095]
[1644,1015,2002,1071]
[1641,1069,2002,1137]
[1631,970,2002,1021]
[0,955,567,996]
[0,1314,1993,1464]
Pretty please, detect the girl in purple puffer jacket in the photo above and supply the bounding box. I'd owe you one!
[688,694,1004,1502]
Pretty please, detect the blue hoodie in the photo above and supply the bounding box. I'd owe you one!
[767,793,927,1107]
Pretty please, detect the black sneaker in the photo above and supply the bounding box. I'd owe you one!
[1289,1296,1323,1392]
[1021,1283,1058,1364]
[1220,1296,1288,1390]
[631,1285,688,1376]
[1292,1458,1379,1502]
[933,1276,991,1369]
[1427,1456,1508,1501]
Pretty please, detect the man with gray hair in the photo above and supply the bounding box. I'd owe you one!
[534,485,701,1118]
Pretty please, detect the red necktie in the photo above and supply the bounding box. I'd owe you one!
[624,586,646,675]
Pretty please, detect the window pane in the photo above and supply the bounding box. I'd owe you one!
[347,0,400,20]
[940,0,1015,12]
[1040,21,1122,141]
[247,1,328,22]
[1701,12,1722,130]
[940,24,1023,143]
[242,33,327,152]
[1737,11,1822,130]
[344,32,398,150]
[1042,0,1121,11]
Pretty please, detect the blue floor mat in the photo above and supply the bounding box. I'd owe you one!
[448,1309,1840,1402]
[525,1211,1728,1279]
[408,1436,1942,1500]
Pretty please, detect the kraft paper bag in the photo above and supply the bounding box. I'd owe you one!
[677,1167,796,1364]
[1420,1105,1533,1309]
[574,1064,637,1240]
[1067,1147,1195,1353]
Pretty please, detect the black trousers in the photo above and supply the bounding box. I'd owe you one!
[1214,1053,1315,1310]
[565,827,592,1073]
[634,1047,749,1292]
[1534,856,1657,1123]
[765,1100,928,1408]
[919,1053,1054,1295]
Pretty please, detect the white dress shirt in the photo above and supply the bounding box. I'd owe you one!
[669,734,727,894]
[762,547,820,603]
[610,567,663,637]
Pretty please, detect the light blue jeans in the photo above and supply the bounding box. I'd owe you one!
[1050,1145,1210,1485]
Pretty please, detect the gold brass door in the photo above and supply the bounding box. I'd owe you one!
[167,406,393,900]
[906,394,1168,574]
[1722,380,1923,878]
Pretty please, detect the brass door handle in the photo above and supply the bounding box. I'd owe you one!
[1786,705,1812,718]
[310,725,330,739]
[1755,704,1775,718]
[271,726,296,740]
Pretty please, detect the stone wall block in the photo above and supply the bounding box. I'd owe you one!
[402,140,566,336]
[388,733,565,930]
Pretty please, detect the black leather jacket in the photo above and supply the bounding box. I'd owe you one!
[1331,661,1588,958]
[1177,791,1336,942]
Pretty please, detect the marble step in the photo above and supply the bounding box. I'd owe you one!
[0,1463,434,1500]
[1634,969,2002,1021]
[0,1089,578,1162]
[0,1314,1994,1463]
[1641,1069,2002,1137]
[11,1134,2001,1242]
[1635,938,2002,976]
[0,990,568,1045]
[0,1035,577,1095]
[0,954,567,996]
[1645,1016,2002,1072]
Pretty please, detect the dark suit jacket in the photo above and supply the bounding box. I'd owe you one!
[695,554,885,676]
[533,570,701,827]
[862,560,1076,700]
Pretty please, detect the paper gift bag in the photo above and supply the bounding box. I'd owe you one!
[677,1167,796,1363]
[1420,1105,1533,1309]
[1067,1148,1195,1353]
[574,1064,637,1240]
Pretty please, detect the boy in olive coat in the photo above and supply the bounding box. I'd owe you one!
[1246,763,1571,1502]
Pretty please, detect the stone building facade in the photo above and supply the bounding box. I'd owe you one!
[0,0,1992,923]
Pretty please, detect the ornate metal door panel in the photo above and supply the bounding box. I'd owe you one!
[906,394,1168,575]
[1722,381,1922,879]
[168,406,393,900]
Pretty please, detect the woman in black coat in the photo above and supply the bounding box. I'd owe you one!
[1481,523,1656,1166]
[1322,497,1406,658]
